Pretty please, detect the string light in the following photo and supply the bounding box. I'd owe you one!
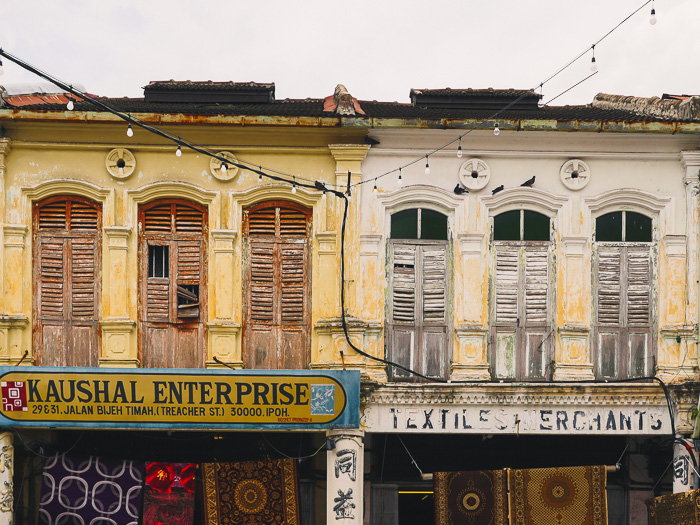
[493,123,500,136]
[291,177,297,193]
[650,1,657,24]
[590,45,598,72]
[457,137,463,158]
[126,123,134,137]
[424,156,430,175]
[397,168,403,187]
[175,144,182,157]
[258,173,263,183]
[221,162,227,173]
[373,179,378,194]
[66,96,74,111]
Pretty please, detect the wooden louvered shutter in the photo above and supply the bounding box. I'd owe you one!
[34,197,100,367]
[522,246,549,379]
[419,244,448,379]
[493,244,519,378]
[140,200,206,369]
[595,245,623,378]
[595,245,652,378]
[244,202,310,370]
[388,244,417,379]
[626,246,651,376]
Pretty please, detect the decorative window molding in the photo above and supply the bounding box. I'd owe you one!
[377,185,464,215]
[584,188,671,216]
[127,181,217,206]
[481,187,568,218]
[21,179,113,226]
[231,183,322,209]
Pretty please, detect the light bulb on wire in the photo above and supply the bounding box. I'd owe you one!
[221,162,227,173]
[590,46,598,72]
[650,2,657,24]
[66,97,74,111]
[126,123,134,137]
[424,156,430,175]
[291,178,297,193]
[493,123,500,136]
[258,173,263,183]
[373,180,378,194]
[398,169,403,187]
[175,144,182,157]
[457,138,463,158]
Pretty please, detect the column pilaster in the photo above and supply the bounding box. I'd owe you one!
[327,429,364,524]
[0,432,14,525]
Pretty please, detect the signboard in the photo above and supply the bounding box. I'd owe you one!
[364,403,672,436]
[0,367,360,430]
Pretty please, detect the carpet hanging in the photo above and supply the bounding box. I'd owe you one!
[647,488,700,525]
[433,469,508,525]
[142,462,196,525]
[508,465,608,525]
[38,453,144,525]
[202,459,301,525]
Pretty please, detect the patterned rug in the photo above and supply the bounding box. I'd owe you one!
[433,470,508,525]
[142,462,196,525]
[38,453,144,525]
[647,488,700,525]
[508,466,607,525]
[202,459,301,525]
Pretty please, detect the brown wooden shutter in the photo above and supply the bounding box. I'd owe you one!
[420,244,448,379]
[139,199,207,369]
[244,202,311,370]
[34,197,101,367]
[595,245,623,378]
[627,246,652,376]
[522,246,550,379]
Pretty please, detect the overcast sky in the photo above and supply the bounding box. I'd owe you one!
[1,0,698,106]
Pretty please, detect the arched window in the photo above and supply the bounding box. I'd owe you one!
[491,210,552,380]
[33,196,101,367]
[594,211,653,379]
[139,199,207,368]
[243,201,312,369]
[388,208,449,381]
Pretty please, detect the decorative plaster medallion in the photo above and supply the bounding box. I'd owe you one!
[559,159,591,190]
[458,158,490,191]
[210,151,240,181]
[105,148,136,179]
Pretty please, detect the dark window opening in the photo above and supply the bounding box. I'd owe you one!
[596,211,652,242]
[391,208,448,240]
[523,210,550,241]
[420,209,448,240]
[177,284,200,318]
[148,245,169,278]
[391,209,418,239]
[494,210,550,241]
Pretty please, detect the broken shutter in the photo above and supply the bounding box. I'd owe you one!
[595,244,652,378]
[140,200,206,369]
[492,243,551,380]
[34,197,101,367]
[388,242,448,381]
[244,202,311,370]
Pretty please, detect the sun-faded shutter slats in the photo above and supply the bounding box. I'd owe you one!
[70,238,97,318]
[247,207,277,236]
[38,201,68,230]
[175,204,205,234]
[627,247,651,326]
[69,201,99,230]
[177,241,201,282]
[524,246,548,324]
[392,245,416,323]
[147,278,170,322]
[495,245,519,324]
[280,244,305,323]
[143,203,173,233]
[249,243,275,323]
[279,208,308,236]
[597,246,622,325]
[39,239,66,319]
[422,246,446,322]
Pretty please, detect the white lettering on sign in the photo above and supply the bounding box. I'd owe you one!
[366,405,668,435]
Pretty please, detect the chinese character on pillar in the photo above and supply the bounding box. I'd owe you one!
[333,488,356,520]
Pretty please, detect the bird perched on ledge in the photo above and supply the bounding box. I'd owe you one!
[492,185,504,195]
[454,184,468,195]
[521,176,536,187]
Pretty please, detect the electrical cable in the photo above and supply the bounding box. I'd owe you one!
[395,435,424,477]
[261,434,327,461]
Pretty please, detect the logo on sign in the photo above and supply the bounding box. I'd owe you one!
[310,384,335,415]
[1,381,28,411]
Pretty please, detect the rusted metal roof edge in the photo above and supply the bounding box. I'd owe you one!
[1,109,699,134]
